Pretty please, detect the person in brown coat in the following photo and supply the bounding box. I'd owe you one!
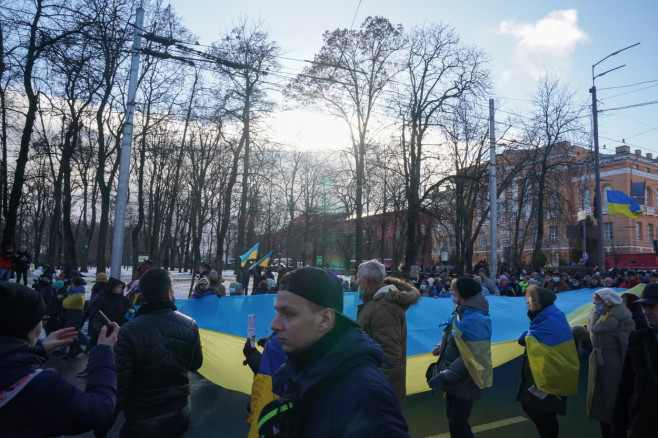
[572,288,634,438]
[356,260,420,408]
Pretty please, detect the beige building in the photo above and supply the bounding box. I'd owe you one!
[472,144,658,268]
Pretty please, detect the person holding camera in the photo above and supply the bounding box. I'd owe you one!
[0,281,119,437]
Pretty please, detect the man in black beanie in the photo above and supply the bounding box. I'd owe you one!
[258,267,409,437]
[0,281,119,436]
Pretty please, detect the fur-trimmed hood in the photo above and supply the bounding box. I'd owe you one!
[588,303,632,334]
[525,285,556,311]
[364,277,420,311]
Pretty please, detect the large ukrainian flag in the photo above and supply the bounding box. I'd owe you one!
[521,304,579,396]
[176,287,634,396]
[607,190,643,218]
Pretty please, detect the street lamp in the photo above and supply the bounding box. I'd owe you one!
[590,42,640,274]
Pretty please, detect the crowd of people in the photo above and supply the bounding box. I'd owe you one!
[3,253,658,437]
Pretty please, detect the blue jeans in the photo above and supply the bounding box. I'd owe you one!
[446,394,474,438]
[0,268,10,281]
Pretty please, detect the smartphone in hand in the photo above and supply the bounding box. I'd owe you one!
[92,310,113,336]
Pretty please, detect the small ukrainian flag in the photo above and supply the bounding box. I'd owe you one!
[239,243,260,267]
[607,190,643,218]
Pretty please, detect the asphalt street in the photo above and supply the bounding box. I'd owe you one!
[53,340,599,438]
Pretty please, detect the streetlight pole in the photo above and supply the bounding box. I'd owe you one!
[590,42,639,274]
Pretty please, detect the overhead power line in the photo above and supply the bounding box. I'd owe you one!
[599,100,658,113]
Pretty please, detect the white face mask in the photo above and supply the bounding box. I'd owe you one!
[451,295,460,305]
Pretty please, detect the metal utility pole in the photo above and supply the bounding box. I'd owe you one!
[111,4,144,278]
[489,99,497,278]
[590,42,640,274]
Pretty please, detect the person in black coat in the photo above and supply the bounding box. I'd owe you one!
[612,283,658,437]
[13,245,31,286]
[114,268,203,437]
[0,281,119,437]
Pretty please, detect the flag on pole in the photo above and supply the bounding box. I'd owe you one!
[607,190,643,218]
[250,250,273,270]
[240,243,260,267]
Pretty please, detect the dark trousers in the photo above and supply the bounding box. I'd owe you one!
[15,269,28,285]
[445,394,474,438]
[522,404,558,438]
[600,421,612,438]
[120,407,190,438]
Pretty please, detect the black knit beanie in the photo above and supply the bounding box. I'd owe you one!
[0,281,46,339]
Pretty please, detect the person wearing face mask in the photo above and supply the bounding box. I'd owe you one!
[517,286,579,438]
[571,289,634,438]
[428,277,492,438]
[589,275,602,289]
[0,281,119,436]
[419,280,430,296]
[556,273,572,293]
[356,260,420,408]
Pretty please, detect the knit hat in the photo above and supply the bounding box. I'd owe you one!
[198,278,209,286]
[499,275,508,282]
[0,281,46,339]
[454,276,482,299]
[96,272,108,282]
[279,267,358,327]
[107,277,125,290]
[594,288,623,307]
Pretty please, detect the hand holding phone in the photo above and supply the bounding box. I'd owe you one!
[92,310,113,336]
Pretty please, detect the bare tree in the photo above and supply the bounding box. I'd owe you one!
[520,76,587,268]
[288,16,403,265]
[394,23,490,270]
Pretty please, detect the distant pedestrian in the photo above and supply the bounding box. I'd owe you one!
[0,244,13,281]
[13,245,31,285]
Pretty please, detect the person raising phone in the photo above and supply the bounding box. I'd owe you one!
[0,281,120,437]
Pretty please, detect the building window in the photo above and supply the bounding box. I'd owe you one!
[480,233,486,247]
[649,224,654,242]
[550,226,558,243]
[582,190,591,211]
[646,186,651,206]
[605,222,614,240]
[636,223,643,240]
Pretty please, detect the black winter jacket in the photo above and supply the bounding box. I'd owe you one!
[612,328,658,437]
[114,300,203,420]
[0,337,116,437]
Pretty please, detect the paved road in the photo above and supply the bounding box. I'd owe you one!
[53,341,598,438]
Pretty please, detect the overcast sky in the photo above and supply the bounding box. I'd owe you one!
[166,0,658,155]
